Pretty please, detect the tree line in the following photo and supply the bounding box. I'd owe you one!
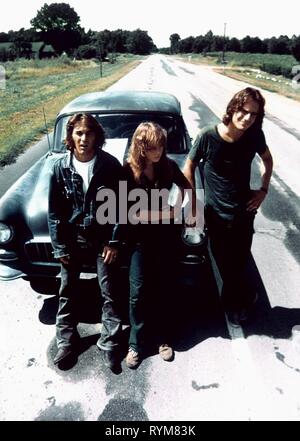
[0,2,156,61]
[0,2,299,63]
[167,32,300,62]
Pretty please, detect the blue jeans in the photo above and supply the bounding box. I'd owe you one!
[128,227,179,353]
[56,250,122,351]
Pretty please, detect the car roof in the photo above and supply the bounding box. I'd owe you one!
[57,90,182,117]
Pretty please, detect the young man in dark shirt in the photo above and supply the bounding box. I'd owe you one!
[183,87,273,326]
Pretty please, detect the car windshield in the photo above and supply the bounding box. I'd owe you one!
[53,113,187,155]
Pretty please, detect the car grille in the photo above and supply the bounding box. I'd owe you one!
[24,240,55,264]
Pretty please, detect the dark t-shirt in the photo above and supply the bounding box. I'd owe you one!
[124,158,187,192]
[123,158,187,243]
[189,125,267,219]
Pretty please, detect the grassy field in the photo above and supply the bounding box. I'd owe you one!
[214,67,300,101]
[179,52,298,76]
[177,52,300,102]
[0,54,142,167]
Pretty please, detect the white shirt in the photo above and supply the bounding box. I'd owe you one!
[72,155,96,194]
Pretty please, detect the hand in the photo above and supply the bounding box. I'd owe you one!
[102,245,118,264]
[246,189,266,212]
[60,255,71,266]
[184,212,196,228]
[184,210,204,231]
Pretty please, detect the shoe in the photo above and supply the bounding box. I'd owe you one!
[158,344,174,361]
[54,346,77,370]
[126,348,141,369]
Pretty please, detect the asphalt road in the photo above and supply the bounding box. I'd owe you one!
[1,55,300,422]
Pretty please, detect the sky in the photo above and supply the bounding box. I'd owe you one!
[1,0,299,48]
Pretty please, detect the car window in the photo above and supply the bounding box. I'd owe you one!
[53,113,187,154]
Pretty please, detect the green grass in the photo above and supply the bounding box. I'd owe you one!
[0,42,12,49]
[178,52,298,77]
[0,54,142,167]
[177,52,300,102]
[214,67,300,102]
[211,52,297,78]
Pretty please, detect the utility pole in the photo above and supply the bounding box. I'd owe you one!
[98,40,103,77]
[222,22,227,64]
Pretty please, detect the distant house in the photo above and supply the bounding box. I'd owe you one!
[0,41,55,59]
[30,42,56,58]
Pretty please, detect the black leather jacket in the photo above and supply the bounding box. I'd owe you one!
[48,149,124,259]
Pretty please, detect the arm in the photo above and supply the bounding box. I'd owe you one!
[175,173,197,226]
[183,158,197,189]
[247,147,273,212]
[260,147,273,191]
[48,165,71,261]
[101,161,125,264]
[183,158,207,227]
[182,130,205,189]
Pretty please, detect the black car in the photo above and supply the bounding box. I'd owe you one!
[0,90,206,284]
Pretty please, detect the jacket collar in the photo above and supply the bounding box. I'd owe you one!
[62,149,105,174]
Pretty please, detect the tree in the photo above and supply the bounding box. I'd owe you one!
[30,2,82,54]
[203,31,214,52]
[111,29,130,53]
[260,39,269,54]
[268,36,290,55]
[0,32,9,42]
[169,33,180,54]
[10,28,32,58]
[241,35,263,53]
[74,44,97,59]
[290,35,300,62]
[178,36,195,53]
[211,35,224,52]
[226,37,241,52]
[127,29,155,55]
[192,36,206,53]
[91,30,110,60]
[0,48,8,61]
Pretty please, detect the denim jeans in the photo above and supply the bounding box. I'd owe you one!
[56,249,122,351]
[205,207,256,311]
[128,227,179,353]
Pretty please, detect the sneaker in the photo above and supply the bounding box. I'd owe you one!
[126,348,141,369]
[158,344,174,361]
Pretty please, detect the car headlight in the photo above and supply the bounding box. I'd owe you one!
[0,223,13,244]
[182,226,206,246]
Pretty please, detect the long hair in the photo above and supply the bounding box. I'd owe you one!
[222,87,265,129]
[65,113,105,151]
[127,122,172,184]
